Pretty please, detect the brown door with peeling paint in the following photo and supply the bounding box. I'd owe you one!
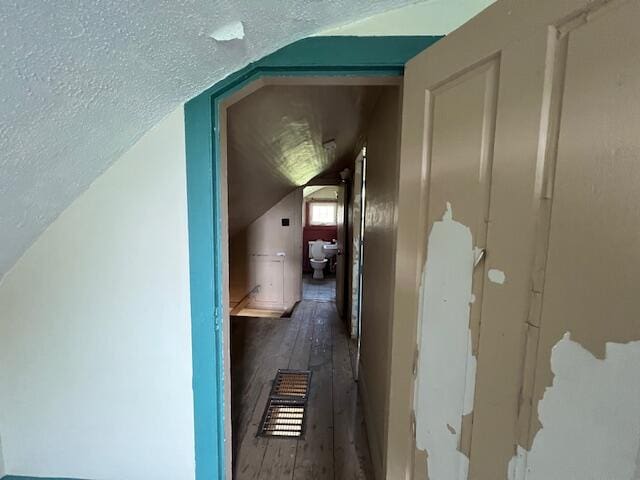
[387,0,640,479]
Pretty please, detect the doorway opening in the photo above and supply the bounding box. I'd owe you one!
[303,184,340,302]
[184,35,441,480]
[223,78,398,479]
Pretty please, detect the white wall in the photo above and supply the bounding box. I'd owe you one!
[229,189,303,311]
[248,189,303,310]
[0,107,195,480]
[304,186,338,201]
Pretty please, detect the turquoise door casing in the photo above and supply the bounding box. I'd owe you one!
[183,35,441,480]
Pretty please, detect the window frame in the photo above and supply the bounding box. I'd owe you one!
[306,200,338,227]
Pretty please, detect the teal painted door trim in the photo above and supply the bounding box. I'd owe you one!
[184,35,441,480]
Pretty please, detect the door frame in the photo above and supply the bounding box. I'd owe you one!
[183,35,441,480]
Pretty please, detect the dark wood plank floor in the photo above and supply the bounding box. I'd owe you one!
[231,299,373,480]
[302,274,336,301]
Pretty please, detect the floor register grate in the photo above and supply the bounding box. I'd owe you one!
[258,369,311,438]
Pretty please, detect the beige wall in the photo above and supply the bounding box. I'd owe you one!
[321,0,495,36]
[229,189,303,311]
[389,1,640,479]
[358,86,401,479]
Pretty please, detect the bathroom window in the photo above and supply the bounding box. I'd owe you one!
[309,202,337,226]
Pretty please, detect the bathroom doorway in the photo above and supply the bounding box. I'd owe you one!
[302,184,342,303]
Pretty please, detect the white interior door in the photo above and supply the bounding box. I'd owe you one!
[388,1,640,479]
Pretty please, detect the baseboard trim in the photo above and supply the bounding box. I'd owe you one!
[358,362,384,480]
[2,476,86,479]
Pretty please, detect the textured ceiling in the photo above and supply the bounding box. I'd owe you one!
[0,0,418,280]
[227,84,386,236]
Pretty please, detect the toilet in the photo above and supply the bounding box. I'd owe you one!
[309,240,329,280]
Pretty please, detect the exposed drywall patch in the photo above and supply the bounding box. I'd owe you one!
[508,333,640,480]
[507,445,528,480]
[415,202,477,480]
[488,268,506,284]
[209,21,245,41]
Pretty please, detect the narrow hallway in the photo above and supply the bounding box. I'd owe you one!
[231,299,372,479]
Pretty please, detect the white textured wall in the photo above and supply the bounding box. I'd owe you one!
[0,107,195,480]
[0,0,418,282]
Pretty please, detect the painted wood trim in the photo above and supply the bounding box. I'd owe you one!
[184,35,442,480]
[2,477,86,480]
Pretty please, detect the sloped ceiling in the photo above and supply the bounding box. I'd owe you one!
[0,0,418,280]
[227,84,386,236]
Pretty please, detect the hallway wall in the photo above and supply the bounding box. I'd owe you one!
[229,189,303,311]
[321,0,495,36]
[0,107,195,479]
[359,86,401,478]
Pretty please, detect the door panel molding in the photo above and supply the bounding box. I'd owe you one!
[393,0,637,479]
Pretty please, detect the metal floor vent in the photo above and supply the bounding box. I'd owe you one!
[272,369,311,399]
[258,369,311,438]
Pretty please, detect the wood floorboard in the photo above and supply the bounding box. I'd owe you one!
[332,310,373,479]
[232,320,278,454]
[288,301,318,371]
[232,320,277,447]
[235,383,272,479]
[259,302,317,479]
[233,309,303,479]
[293,301,334,479]
[232,298,373,480]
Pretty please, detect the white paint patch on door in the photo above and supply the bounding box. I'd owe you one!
[415,202,477,480]
[488,268,506,284]
[507,445,528,480]
[508,332,640,480]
